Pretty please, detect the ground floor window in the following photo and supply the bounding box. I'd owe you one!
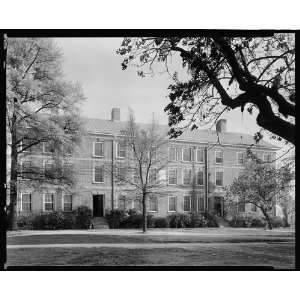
[21,193,31,211]
[183,195,191,212]
[63,194,73,212]
[168,196,177,212]
[238,200,245,212]
[197,196,205,212]
[251,203,257,212]
[118,195,126,210]
[149,196,158,212]
[44,193,54,211]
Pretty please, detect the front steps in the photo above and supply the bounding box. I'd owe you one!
[214,216,230,228]
[91,217,109,229]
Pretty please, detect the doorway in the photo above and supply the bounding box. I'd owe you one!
[214,196,224,217]
[93,195,104,217]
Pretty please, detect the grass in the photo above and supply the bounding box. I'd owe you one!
[7,243,295,268]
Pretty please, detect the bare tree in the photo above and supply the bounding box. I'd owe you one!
[111,110,168,233]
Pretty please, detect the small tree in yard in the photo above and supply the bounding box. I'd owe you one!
[112,110,168,233]
[225,150,294,229]
[6,38,85,230]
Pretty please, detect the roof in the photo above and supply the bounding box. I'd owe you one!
[83,118,280,150]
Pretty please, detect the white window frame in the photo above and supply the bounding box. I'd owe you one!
[183,195,192,212]
[43,193,54,211]
[196,148,204,163]
[168,168,177,185]
[215,149,223,164]
[182,147,192,162]
[197,195,205,212]
[43,142,52,154]
[116,141,126,158]
[20,193,31,212]
[148,196,158,212]
[168,146,177,161]
[168,196,177,212]
[196,169,204,186]
[182,169,192,186]
[93,164,104,183]
[236,152,244,165]
[62,194,73,212]
[93,141,104,158]
[215,169,224,187]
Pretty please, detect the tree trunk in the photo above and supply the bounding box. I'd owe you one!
[142,193,147,233]
[261,208,273,230]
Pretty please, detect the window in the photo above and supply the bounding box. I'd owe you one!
[21,193,31,211]
[182,147,192,162]
[215,149,223,164]
[168,196,177,212]
[237,152,244,165]
[169,147,177,161]
[117,166,126,181]
[118,195,126,210]
[183,169,192,185]
[196,170,204,186]
[21,139,31,153]
[183,196,191,212]
[44,161,54,175]
[251,203,257,212]
[168,169,177,185]
[94,165,104,183]
[43,142,53,154]
[21,161,31,177]
[63,143,73,156]
[149,196,158,212]
[263,152,272,162]
[63,194,72,212]
[149,168,157,183]
[63,163,73,176]
[116,141,126,158]
[93,142,104,157]
[238,201,245,213]
[133,169,140,184]
[215,170,223,186]
[197,196,205,212]
[44,193,54,211]
[196,148,204,163]
[150,146,157,160]
[133,198,141,210]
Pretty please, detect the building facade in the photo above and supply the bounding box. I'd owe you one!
[16,108,280,218]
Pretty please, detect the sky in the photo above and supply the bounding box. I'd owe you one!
[54,38,286,150]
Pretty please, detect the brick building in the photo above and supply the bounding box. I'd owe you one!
[17,108,280,218]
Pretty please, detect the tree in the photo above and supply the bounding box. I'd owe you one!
[225,150,294,229]
[117,34,295,145]
[6,38,85,230]
[111,110,168,233]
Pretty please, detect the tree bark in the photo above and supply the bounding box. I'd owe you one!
[261,208,273,230]
[142,193,147,233]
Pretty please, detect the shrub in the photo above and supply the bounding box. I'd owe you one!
[147,214,155,228]
[189,212,205,228]
[202,212,219,227]
[270,216,285,228]
[17,214,35,229]
[250,216,266,228]
[74,206,92,229]
[167,213,191,228]
[105,209,127,229]
[153,217,168,228]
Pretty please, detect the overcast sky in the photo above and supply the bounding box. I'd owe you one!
[54,38,284,149]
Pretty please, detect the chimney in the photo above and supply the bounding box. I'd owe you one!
[216,119,227,133]
[111,108,120,121]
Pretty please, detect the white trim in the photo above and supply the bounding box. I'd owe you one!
[93,164,104,183]
[168,168,177,185]
[197,195,205,212]
[196,148,204,163]
[196,169,204,186]
[20,193,31,212]
[93,141,104,158]
[168,146,177,161]
[215,169,224,187]
[182,168,192,186]
[215,149,223,164]
[182,147,192,162]
[236,151,244,165]
[183,195,192,212]
[43,193,54,211]
[168,196,177,212]
[62,193,73,212]
[148,196,158,212]
[116,141,126,158]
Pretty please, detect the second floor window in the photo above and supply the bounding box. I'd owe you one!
[117,141,126,158]
[216,170,223,186]
[63,194,73,212]
[44,193,54,211]
[93,142,104,157]
[21,161,31,177]
[196,170,204,186]
[196,148,204,163]
[182,147,192,162]
[94,165,104,183]
[215,149,223,164]
[44,161,54,175]
[21,193,31,211]
[168,169,177,185]
[149,168,157,183]
[169,147,177,161]
[149,196,158,212]
[183,169,192,185]
[237,152,244,165]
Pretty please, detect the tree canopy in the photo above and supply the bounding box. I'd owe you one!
[117,34,295,145]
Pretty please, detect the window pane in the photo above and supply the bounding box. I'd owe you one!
[22,139,31,152]
[169,196,176,211]
[118,195,126,210]
[183,169,191,185]
[197,149,204,162]
[63,195,72,211]
[251,203,257,212]
[216,150,223,163]
[216,171,223,186]
[197,171,204,185]
[117,141,126,158]
[169,147,176,161]
[44,194,54,211]
[94,142,103,156]
[238,201,245,212]
[22,194,31,211]
[184,196,191,211]
[183,148,192,161]
[94,166,103,182]
[198,196,205,212]
[237,153,244,164]
[149,169,157,183]
[168,169,177,185]
[149,196,158,211]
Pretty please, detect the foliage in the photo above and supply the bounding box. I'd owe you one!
[74,206,92,229]
[229,214,265,228]
[270,216,285,228]
[117,35,295,145]
[153,217,169,228]
[105,209,127,229]
[201,212,219,227]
